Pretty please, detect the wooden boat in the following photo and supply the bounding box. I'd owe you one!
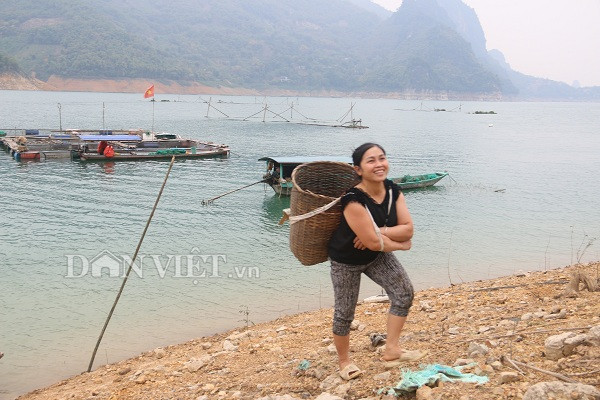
[259,156,352,196]
[391,172,448,189]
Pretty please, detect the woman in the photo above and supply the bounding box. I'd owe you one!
[328,142,424,380]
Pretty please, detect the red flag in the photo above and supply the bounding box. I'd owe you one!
[144,84,154,98]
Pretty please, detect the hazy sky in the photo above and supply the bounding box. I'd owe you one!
[371,0,600,87]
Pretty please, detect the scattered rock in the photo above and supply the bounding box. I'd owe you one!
[222,340,238,352]
[327,343,337,354]
[478,326,493,333]
[416,385,434,400]
[523,381,600,400]
[314,393,344,400]
[545,332,577,360]
[419,300,433,311]
[319,374,343,391]
[201,342,212,350]
[153,348,166,359]
[454,358,475,366]
[363,294,389,303]
[184,356,212,372]
[447,327,460,335]
[373,371,392,381]
[499,371,520,384]
[117,367,131,376]
[586,325,600,345]
[467,342,489,357]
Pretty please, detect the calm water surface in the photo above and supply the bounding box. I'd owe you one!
[1,91,599,398]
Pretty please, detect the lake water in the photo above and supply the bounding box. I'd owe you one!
[1,90,599,398]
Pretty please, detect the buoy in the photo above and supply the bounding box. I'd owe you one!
[488,124,494,127]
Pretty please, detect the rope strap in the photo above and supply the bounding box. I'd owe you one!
[278,197,341,225]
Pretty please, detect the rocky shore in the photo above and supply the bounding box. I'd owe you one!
[17,262,600,400]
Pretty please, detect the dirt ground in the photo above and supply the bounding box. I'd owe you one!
[17,262,600,400]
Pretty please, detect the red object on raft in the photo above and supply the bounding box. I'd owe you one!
[20,152,41,160]
[103,146,115,158]
[97,141,108,154]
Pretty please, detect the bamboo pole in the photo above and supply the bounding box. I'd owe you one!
[87,156,176,372]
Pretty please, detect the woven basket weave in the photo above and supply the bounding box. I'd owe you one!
[289,161,360,265]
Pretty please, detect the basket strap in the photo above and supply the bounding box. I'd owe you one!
[279,197,341,225]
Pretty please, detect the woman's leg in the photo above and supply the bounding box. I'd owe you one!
[364,253,414,360]
[330,260,363,370]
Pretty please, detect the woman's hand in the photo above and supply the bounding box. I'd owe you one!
[353,236,367,250]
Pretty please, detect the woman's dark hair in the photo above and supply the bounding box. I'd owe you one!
[352,142,386,166]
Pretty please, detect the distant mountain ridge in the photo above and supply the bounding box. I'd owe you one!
[0,0,597,99]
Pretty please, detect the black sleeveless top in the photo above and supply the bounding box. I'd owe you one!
[328,179,401,265]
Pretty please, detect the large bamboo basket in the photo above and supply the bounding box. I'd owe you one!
[289,161,360,265]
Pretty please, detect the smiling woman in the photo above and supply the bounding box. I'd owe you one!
[326,142,425,380]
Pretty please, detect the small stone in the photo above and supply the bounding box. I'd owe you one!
[134,375,147,384]
[320,374,343,391]
[419,300,433,311]
[416,385,433,400]
[499,371,520,384]
[454,358,475,366]
[521,313,534,321]
[222,340,238,352]
[544,309,567,320]
[545,332,576,360]
[276,326,287,332]
[201,342,212,350]
[490,361,503,371]
[202,383,215,391]
[185,356,211,372]
[118,367,131,375]
[305,367,327,380]
[523,382,600,400]
[448,327,460,335]
[478,326,493,333]
[467,342,489,357]
[482,365,495,375]
[327,343,337,354]
[334,382,351,396]
[314,393,344,400]
[350,320,360,330]
[154,348,166,359]
[373,371,392,381]
[498,319,514,328]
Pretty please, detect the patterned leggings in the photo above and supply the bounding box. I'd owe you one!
[330,252,414,336]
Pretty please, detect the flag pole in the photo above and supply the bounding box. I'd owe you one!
[152,99,155,134]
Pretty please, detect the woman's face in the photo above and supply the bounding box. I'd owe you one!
[355,146,388,182]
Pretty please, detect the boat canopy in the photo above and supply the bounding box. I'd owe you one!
[258,156,352,165]
[79,135,142,141]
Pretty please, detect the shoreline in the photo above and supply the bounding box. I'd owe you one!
[0,74,520,101]
[15,262,600,400]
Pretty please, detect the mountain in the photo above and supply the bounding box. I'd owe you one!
[0,0,597,99]
[345,0,393,19]
[0,53,20,73]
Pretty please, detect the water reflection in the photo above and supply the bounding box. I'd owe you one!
[261,194,290,225]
